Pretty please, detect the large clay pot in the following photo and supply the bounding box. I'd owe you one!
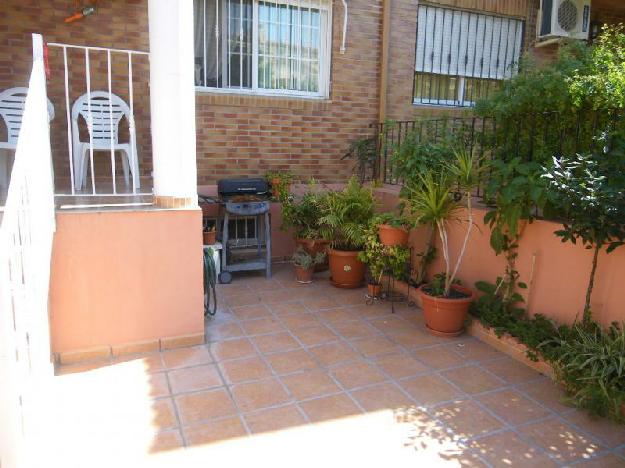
[295,238,330,272]
[378,224,409,247]
[419,284,474,337]
[294,265,314,284]
[328,248,365,289]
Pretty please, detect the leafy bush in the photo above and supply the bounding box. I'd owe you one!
[358,220,410,284]
[319,177,375,251]
[281,183,328,239]
[292,246,326,270]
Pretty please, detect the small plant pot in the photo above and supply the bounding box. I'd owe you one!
[294,265,314,284]
[203,230,217,245]
[367,283,382,298]
[378,224,409,247]
[295,237,329,272]
[328,248,365,289]
[418,284,474,337]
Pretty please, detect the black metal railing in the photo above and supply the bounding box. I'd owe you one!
[372,111,621,188]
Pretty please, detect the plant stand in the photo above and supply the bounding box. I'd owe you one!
[365,247,413,313]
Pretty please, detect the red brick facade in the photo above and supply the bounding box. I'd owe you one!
[1,0,624,186]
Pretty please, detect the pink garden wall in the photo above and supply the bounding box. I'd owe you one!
[376,186,625,327]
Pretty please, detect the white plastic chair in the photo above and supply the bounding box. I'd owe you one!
[71,91,139,191]
[0,86,55,149]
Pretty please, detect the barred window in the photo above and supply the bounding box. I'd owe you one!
[414,5,524,107]
[193,0,331,97]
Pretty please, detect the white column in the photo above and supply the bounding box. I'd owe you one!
[148,0,198,203]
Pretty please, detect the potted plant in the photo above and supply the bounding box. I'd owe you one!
[203,224,216,245]
[266,170,294,201]
[406,148,481,336]
[359,221,410,298]
[319,177,375,288]
[292,247,326,284]
[281,182,330,271]
[376,212,412,247]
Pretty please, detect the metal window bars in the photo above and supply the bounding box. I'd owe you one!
[414,5,524,107]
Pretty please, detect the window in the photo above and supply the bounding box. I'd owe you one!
[414,5,524,107]
[193,0,331,97]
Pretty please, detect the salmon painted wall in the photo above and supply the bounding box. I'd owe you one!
[49,209,204,353]
[376,186,625,327]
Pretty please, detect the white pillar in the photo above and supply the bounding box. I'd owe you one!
[148,0,198,204]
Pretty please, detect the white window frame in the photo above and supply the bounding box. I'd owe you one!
[195,0,332,99]
[413,5,524,108]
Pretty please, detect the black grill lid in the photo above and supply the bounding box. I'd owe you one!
[217,178,269,196]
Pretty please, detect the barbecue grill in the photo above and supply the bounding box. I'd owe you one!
[212,178,272,284]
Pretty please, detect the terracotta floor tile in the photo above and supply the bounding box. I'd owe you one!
[369,316,415,333]
[264,349,319,375]
[452,340,501,362]
[373,353,429,379]
[350,382,414,412]
[563,410,625,448]
[577,454,625,467]
[260,289,296,304]
[210,338,257,361]
[239,316,285,336]
[252,332,300,354]
[476,389,552,426]
[175,388,237,425]
[290,324,338,346]
[225,293,262,308]
[333,289,368,306]
[150,429,184,451]
[316,307,361,324]
[299,393,362,423]
[412,346,465,370]
[151,398,178,430]
[280,370,341,400]
[351,302,394,319]
[301,296,341,311]
[330,361,387,390]
[350,336,401,357]
[162,346,211,369]
[219,357,273,384]
[279,313,321,330]
[218,284,252,298]
[481,357,543,384]
[230,378,291,412]
[469,431,559,467]
[386,329,442,349]
[184,416,247,446]
[147,372,171,399]
[269,301,308,316]
[308,341,358,367]
[518,418,605,463]
[399,374,463,406]
[230,304,271,320]
[205,322,245,342]
[433,400,504,439]
[517,377,574,413]
[243,405,308,434]
[331,320,379,340]
[168,364,223,394]
[112,353,164,373]
[441,365,506,394]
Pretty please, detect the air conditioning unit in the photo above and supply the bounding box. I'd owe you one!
[537,0,591,40]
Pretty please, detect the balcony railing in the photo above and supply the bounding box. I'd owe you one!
[45,41,152,206]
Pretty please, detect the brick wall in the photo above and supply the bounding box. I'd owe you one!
[1,0,382,186]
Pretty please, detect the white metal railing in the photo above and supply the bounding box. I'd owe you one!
[0,33,56,467]
[47,41,151,198]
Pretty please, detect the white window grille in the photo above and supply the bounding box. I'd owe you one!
[414,5,524,107]
[194,0,331,98]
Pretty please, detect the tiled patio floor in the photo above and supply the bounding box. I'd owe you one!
[48,264,625,467]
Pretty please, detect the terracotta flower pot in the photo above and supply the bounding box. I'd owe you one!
[203,230,217,245]
[328,248,365,289]
[294,265,314,284]
[295,237,329,272]
[418,284,474,337]
[378,224,409,247]
[367,283,382,298]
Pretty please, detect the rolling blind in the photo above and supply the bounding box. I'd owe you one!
[415,5,524,81]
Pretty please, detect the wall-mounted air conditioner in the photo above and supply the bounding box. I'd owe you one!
[537,0,591,41]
